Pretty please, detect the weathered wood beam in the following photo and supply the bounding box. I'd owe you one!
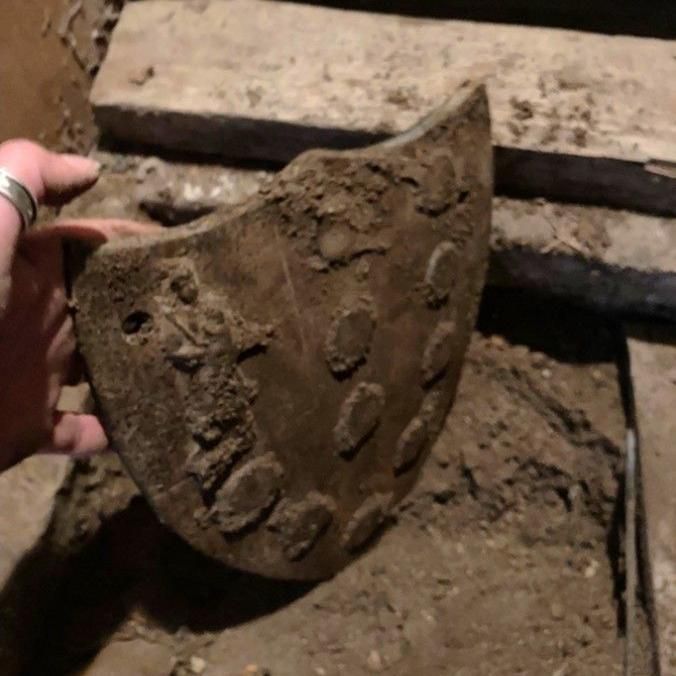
[67,153,676,321]
[278,0,676,39]
[626,327,676,674]
[92,0,676,214]
[490,199,676,321]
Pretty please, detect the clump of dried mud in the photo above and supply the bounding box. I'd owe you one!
[15,287,655,676]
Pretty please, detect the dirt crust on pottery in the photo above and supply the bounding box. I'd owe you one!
[73,82,492,580]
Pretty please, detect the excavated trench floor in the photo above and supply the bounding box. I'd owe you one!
[15,245,657,674]
[1,2,668,672]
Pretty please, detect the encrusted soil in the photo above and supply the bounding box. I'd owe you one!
[70,87,492,581]
[16,284,656,676]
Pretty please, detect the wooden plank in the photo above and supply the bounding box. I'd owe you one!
[281,1,676,40]
[490,199,676,320]
[627,328,676,675]
[65,151,676,321]
[92,0,676,214]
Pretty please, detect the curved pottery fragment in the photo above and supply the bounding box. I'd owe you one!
[73,82,492,580]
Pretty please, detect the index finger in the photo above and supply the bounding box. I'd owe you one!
[0,140,101,278]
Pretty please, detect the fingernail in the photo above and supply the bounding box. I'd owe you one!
[61,154,101,178]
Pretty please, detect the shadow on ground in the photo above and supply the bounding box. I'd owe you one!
[17,495,315,675]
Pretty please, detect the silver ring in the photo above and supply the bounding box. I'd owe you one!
[0,168,38,231]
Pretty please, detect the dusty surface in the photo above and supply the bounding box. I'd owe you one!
[92,0,676,217]
[9,289,655,676]
[92,1,676,215]
[0,0,123,150]
[72,84,492,580]
[490,198,676,321]
[627,327,676,673]
[0,456,71,589]
[0,2,667,674]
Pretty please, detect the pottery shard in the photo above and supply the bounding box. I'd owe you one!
[268,493,336,561]
[421,321,456,385]
[424,241,456,305]
[393,417,429,473]
[210,455,284,535]
[325,300,377,376]
[72,83,492,580]
[341,493,392,552]
[334,383,386,457]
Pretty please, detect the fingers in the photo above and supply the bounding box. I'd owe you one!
[28,218,162,245]
[0,139,100,206]
[42,412,109,457]
[0,139,101,279]
[0,198,23,282]
[2,254,41,314]
[46,312,77,377]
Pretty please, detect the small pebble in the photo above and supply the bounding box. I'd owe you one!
[488,335,508,350]
[135,157,166,183]
[355,258,370,280]
[531,351,547,367]
[242,666,269,676]
[190,656,206,674]
[550,602,565,620]
[366,649,383,672]
[576,623,595,646]
[584,559,599,578]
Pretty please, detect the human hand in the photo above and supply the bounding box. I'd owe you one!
[0,139,157,472]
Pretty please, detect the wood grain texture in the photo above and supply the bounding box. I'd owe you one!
[490,199,676,320]
[92,0,676,213]
[627,329,676,675]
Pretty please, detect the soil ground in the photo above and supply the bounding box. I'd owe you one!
[19,258,658,674]
[0,2,666,673]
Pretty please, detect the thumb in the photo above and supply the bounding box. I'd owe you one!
[0,140,101,280]
[0,139,100,206]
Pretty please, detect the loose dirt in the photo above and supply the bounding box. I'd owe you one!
[18,279,656,675]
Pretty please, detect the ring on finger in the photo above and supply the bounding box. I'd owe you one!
[0,168,38,231]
